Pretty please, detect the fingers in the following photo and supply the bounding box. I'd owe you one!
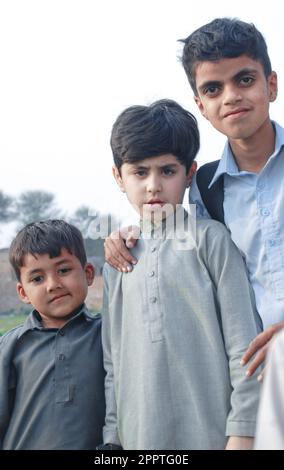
[244,345,268,377]
[240,326,275,365]
[104,231,137,272]
[125,226,140,249]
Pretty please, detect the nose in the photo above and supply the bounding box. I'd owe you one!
[46,274,62,292]
[146,173,162,194]
[223,84,242,106]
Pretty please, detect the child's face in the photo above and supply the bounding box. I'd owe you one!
[17,248,94,328]
[193,55,277,142]
[113,154,196,220]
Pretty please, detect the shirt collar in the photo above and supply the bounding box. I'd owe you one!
[140,205,195,241]
[208,120,284,188]
[17,304,92,339]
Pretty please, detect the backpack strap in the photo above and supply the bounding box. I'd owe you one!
[196,160,225,224]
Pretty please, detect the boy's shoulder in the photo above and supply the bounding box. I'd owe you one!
[195,217,230,237]
[0,322,26,350]
[195,217,237,255]
[85,311,102,325]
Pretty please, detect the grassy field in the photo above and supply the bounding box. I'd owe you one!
[0,313,28,336]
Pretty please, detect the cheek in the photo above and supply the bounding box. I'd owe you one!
[69,275,88,294]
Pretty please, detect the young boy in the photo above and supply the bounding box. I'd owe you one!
[0,220,105,449]
[181,17,284,377]
[105,18,284,379]
[102,99,261,450]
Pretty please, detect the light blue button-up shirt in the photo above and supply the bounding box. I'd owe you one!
[190,121,284,329]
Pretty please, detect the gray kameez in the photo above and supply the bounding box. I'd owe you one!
[102,209,261,449]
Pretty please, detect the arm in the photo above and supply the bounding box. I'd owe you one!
[104,226,140,272]
[226,436,254,450]
[0,334,17,448]
[241,321,284,380]
[205,224,262,439]
[101,267,121,447]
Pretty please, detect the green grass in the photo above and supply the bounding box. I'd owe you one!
[0,314,28,336]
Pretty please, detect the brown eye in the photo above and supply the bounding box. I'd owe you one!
[31,276,43,284]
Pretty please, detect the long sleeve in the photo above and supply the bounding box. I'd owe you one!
[0,333,17,448]
[203,222,262,437]
[101,266,121,446]
[254,331,284,449]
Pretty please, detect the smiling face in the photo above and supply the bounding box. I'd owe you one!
[194,55,277,144]
[113,154,196,220]
[17,248,94,328]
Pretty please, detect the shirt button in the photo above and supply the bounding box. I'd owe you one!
[268,239,276,247]
[261,208,270,216]
[257,182,264,190]
[149,271,155,277]
[151,247,156,253]
[150,296,157,303]
[59,330,65,336]
[59,354,65,361]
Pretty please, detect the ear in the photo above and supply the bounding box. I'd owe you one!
[16,282,31,304]
[85,263,95,286]
[186,161,197,187]
[194,95,208,120]
[268,71,278,102]
[112,166,126,193]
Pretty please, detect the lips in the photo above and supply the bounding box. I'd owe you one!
[223,108,250,118]
[146,200,164,205]
[49,293,69,303]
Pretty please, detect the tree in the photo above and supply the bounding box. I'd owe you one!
[69,205,119,240]
[0,191,15,223]
[69,205,95,239]
[15,190,61,227]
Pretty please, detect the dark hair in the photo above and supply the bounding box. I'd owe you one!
[9,219,87,281]
[110,98,199,172]
[180,17,272,95]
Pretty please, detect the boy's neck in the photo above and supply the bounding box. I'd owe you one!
[140,206,187,236]
[229,119,275,173]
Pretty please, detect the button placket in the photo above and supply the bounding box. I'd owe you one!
[146,242,163,342]
[54,330,71,403]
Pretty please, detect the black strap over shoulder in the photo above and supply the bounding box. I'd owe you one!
[196,160,225,224]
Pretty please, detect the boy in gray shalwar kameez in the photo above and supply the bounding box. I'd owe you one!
[102,99,261,450]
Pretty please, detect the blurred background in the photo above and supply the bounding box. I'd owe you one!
[1,0,283,332]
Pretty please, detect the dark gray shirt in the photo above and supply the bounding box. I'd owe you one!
[0,306,105,449]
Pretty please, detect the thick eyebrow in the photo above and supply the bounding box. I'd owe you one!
[198,67,259,93]
[131,163,179,170]
[233,67,259,81]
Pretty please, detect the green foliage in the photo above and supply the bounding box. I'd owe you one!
[15,190,61,227]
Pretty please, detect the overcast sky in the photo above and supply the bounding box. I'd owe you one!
[1,0,283,246]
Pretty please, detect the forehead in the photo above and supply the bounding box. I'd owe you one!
[21,248,76,270]
[194,55,265,85]
[122,153,181,169]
